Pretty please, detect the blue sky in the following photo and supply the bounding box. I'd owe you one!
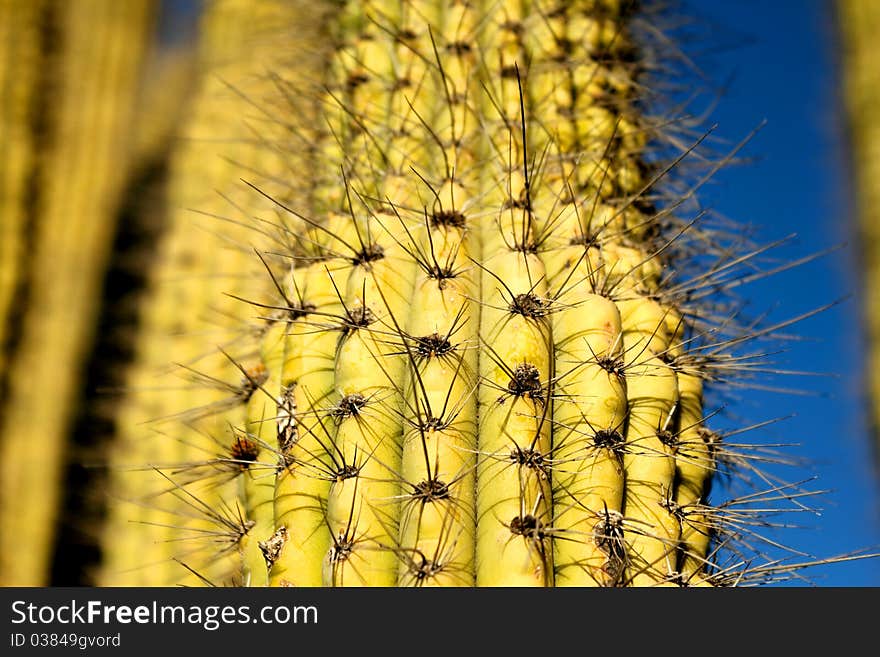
[687,0,880,585]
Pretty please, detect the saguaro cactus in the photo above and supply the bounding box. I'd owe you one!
[103,0,863,586]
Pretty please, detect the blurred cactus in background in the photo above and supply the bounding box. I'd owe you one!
[0,0,159,586]
[98,0,333,587]
[838,0,880,463]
